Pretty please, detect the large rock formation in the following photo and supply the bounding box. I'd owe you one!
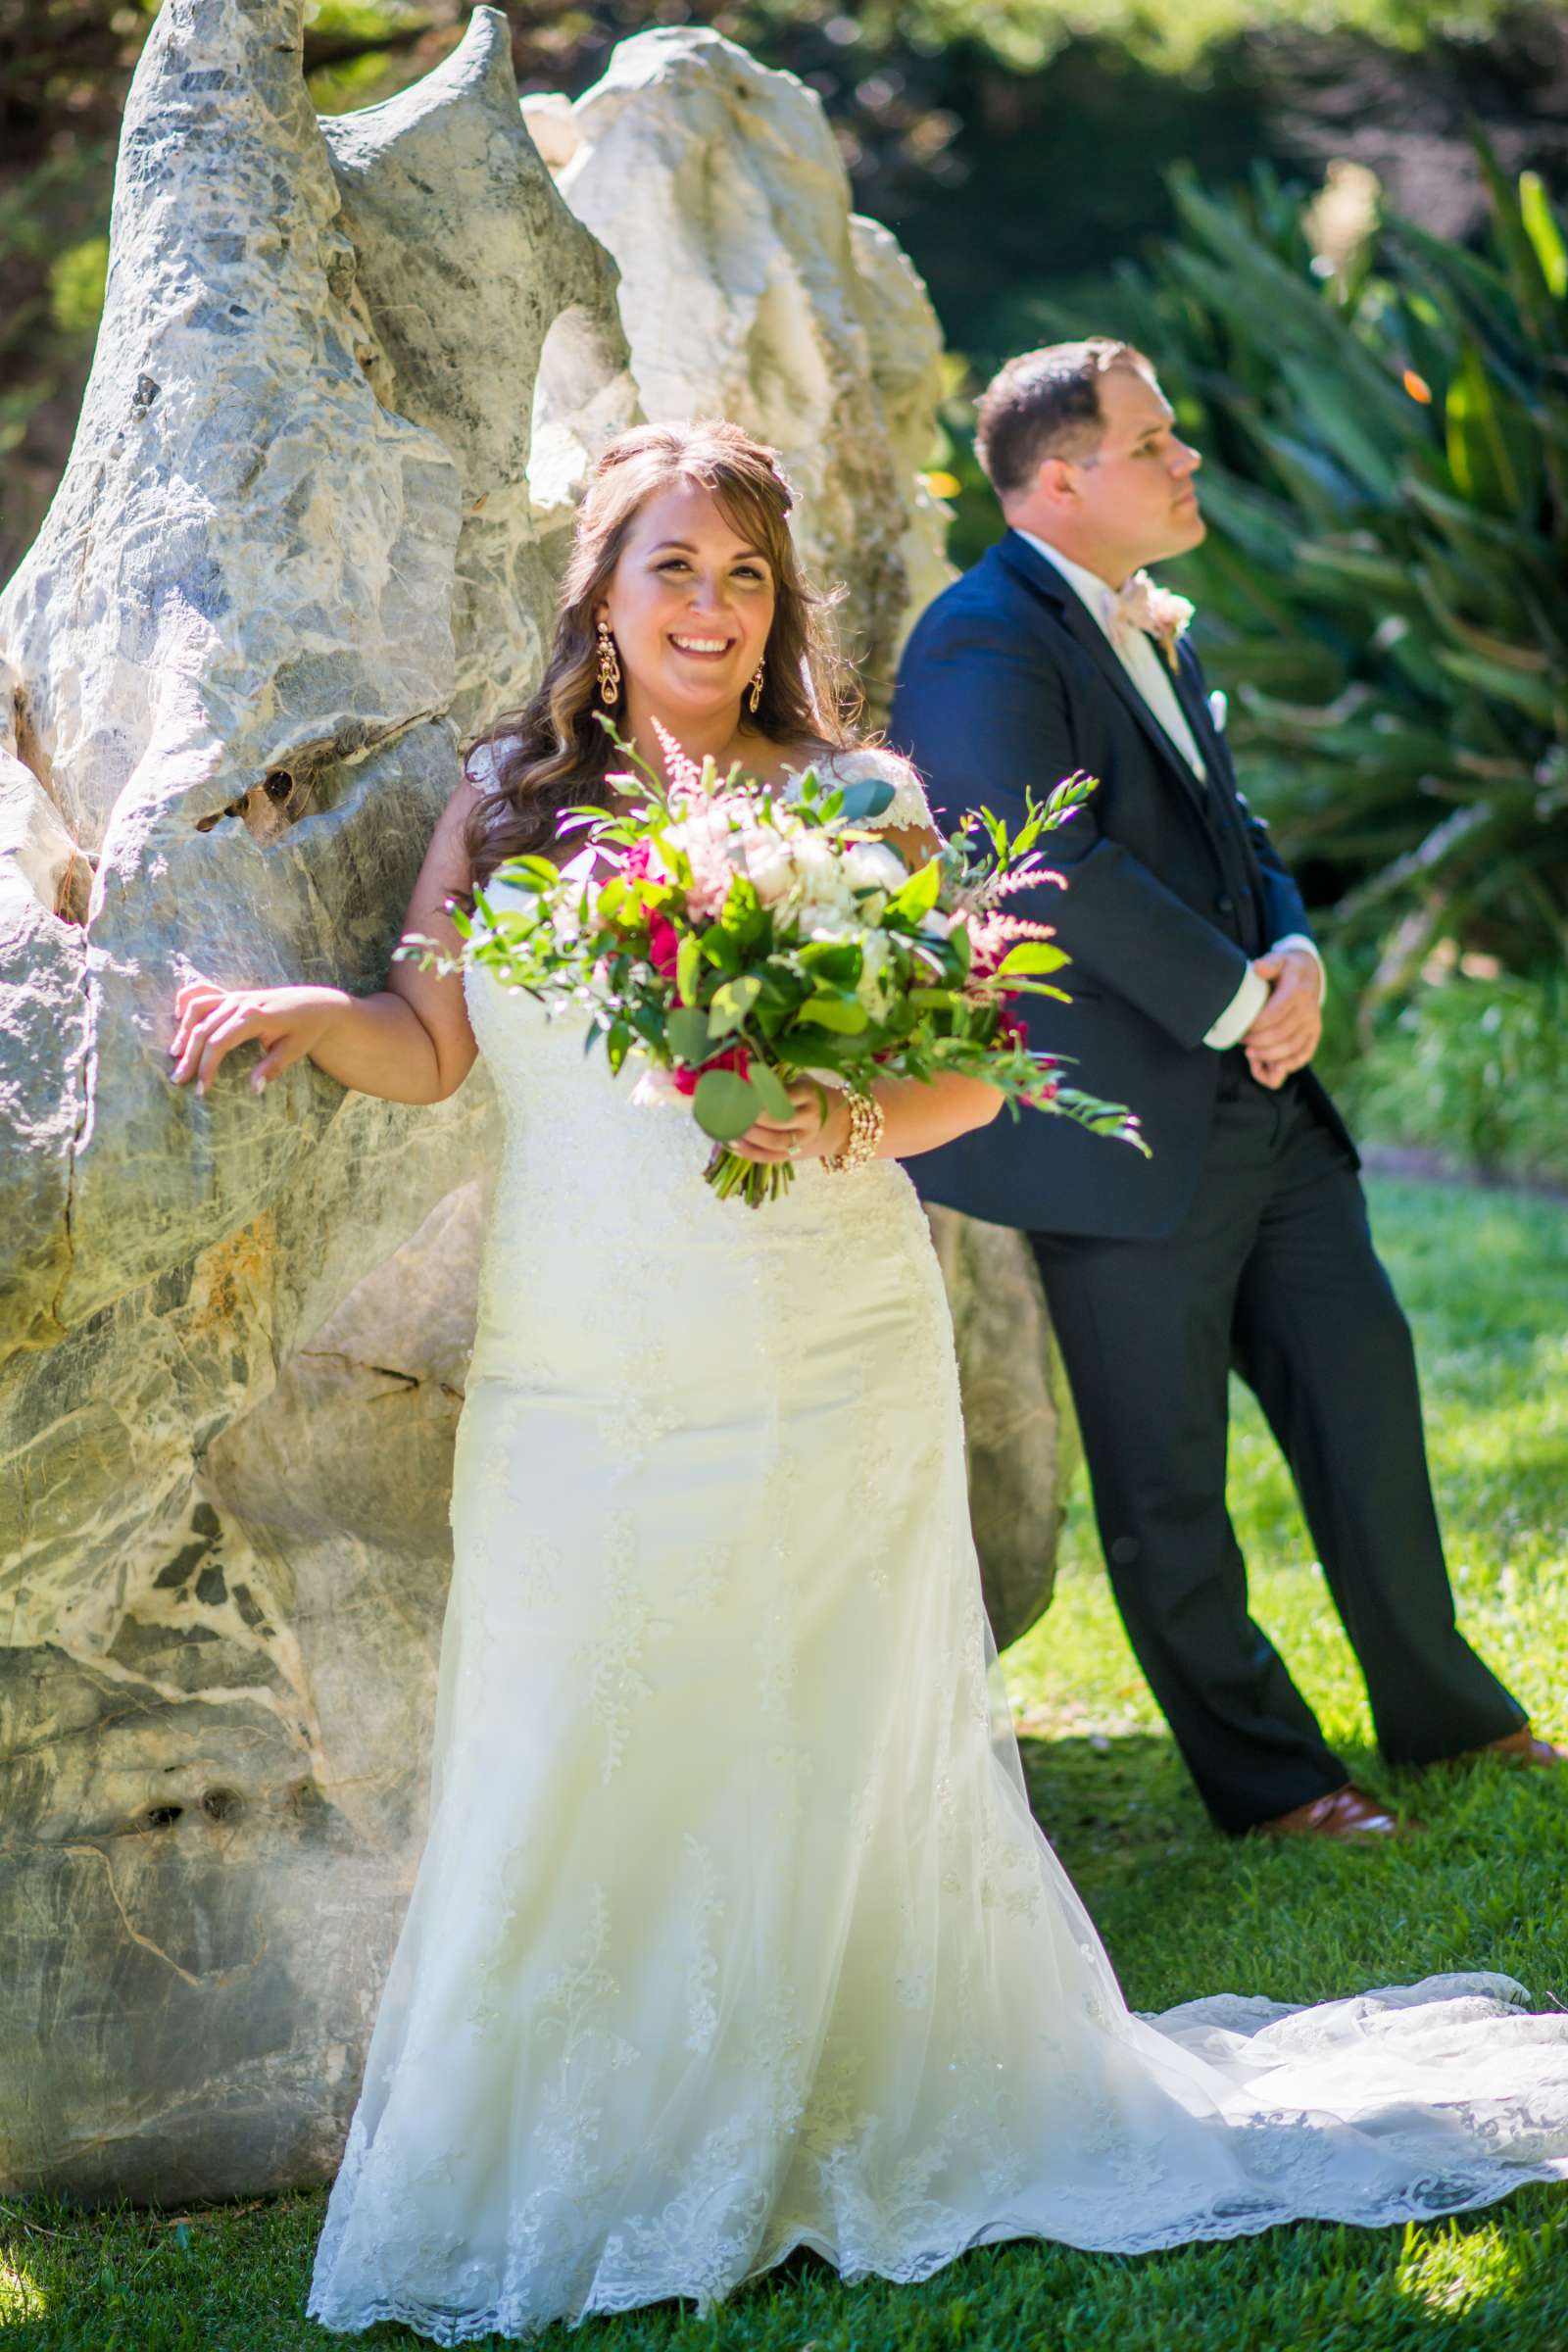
[0,0,616,2208]
[0,4,1070,2205]
[522,28,952,707]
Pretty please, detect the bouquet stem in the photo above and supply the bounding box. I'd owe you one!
[705,1146,796,1209]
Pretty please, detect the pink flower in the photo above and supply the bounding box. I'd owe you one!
[648,913,680,977]
[1112,571,1195,673]
[652,716,704,800]
[672,1043,750,1098]
[965,908,1058,978]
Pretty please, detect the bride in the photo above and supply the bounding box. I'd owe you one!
[169,421,1568,2343]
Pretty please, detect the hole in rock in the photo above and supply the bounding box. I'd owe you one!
[143,1803,184,1830]
[201,1788,241,1822]
[193,798,246,835]
[194,768,306,841]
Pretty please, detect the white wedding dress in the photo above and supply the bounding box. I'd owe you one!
[309,749,1568,2342]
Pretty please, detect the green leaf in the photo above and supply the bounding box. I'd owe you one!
[666,1007,712,1064]
[799,940,861,982]
[1278,355,1403,500]
[701,925,741,974]
[794,995,868,1034]
[835,776,897,825]
[492,854,561,890]
[48,235,109,334]
[997,942,1069,977]
[1433,649,1558,729]
[676,933,703,1007]
[889,859,944,921]
[691,1069,761,1142]
[747,1058,797,1121]
[721,874,762,937]
[1446,339,1540,518]
[707,973,762,1040]
[1520,171,1568,300]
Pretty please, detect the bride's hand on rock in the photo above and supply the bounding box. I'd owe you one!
[731,1077,852,1166]
[169,974,353,1098]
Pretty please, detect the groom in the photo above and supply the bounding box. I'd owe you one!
[891,338,1559,1838]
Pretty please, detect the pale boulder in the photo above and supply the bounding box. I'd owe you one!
[0,0,616,2203]
[531,27,953,702]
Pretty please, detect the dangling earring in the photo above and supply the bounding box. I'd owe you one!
[747,660,765,716]
[596,618,621,708]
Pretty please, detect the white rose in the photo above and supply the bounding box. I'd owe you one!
[842,841,906,897]
[789,835,844,896]
[918,908,952,941]
[795,903,855,942]
[737,828,795,906]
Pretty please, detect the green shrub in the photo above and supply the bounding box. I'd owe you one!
[1343,965,1568,1182]
[47,234,110,335]
[1047,147,1568,997]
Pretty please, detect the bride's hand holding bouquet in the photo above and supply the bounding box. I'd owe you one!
[402,720,1149,1207]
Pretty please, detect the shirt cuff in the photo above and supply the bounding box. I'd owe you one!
[1272,934,1326,1003]
[1203,963,1269,1051]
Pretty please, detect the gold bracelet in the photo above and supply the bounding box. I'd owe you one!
[823,1088,884,1173]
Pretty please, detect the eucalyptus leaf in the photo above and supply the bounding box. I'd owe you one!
[835,777,897,824]
[666,1007,711,1064]
[747,1058,797,1121]
[707,973,762,1040]
[692,1069,762,1143]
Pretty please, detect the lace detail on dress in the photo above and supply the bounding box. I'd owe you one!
[794,744,934,834]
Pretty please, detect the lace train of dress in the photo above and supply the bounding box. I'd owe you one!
[308,753,1568,2342]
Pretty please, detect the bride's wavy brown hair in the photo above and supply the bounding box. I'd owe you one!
[464,420,855,887]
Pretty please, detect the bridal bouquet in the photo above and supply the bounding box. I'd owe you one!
[405,726,1147,1207]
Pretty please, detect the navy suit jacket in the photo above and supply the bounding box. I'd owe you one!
[889,531,1355,1238]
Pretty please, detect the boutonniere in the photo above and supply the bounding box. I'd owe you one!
[1114,571,1195,674]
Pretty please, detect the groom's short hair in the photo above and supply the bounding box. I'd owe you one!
[976,340,1152,499]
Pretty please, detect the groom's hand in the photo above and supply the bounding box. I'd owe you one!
[1243,950,1322,1089]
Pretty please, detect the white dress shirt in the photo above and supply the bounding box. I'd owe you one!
[1015,530,1322,1051]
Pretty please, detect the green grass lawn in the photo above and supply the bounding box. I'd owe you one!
[4,1175,1566,2350]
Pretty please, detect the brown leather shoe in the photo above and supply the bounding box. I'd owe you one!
[1462,1728,1568,1768]
[1252,1782,1419,1841]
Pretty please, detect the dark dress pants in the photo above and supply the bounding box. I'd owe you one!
[1028,1055,1525,1833]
